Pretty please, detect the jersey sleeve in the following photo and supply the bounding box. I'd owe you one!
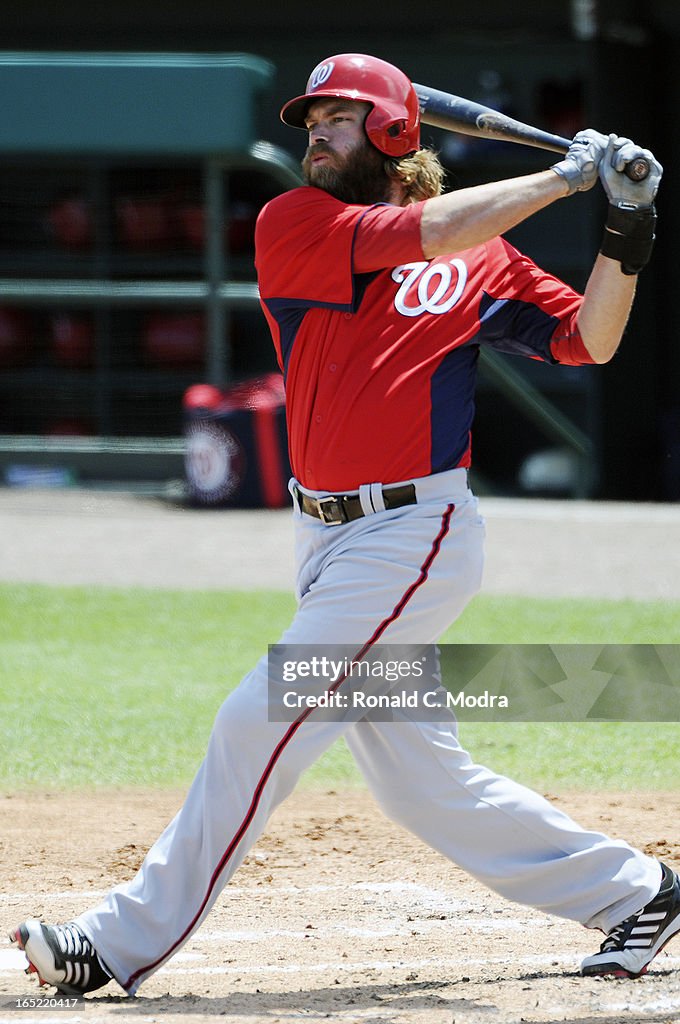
[477,236,596,366]
[352,201,424,273]
[255,187,424,309]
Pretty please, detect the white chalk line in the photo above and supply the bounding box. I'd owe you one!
[596,994,680,1014]
[5,938,680,980]
[0,947,558,981]
[0,916,546,973]
[158,953,680,979]
[0,891,108,904]
[190,914,549,946]
[0,881,455,905]
[0,950,28,970]
[159,954,583,977]
[0,916,548,977]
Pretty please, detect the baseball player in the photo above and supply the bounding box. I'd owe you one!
[11,53,678,996]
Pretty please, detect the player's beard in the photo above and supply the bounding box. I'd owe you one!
[302,139,393,205]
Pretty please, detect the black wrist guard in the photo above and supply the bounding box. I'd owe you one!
[599,203,657,275]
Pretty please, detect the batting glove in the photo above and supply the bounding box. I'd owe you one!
[598,135,662,275]
[552,129,609,195]
[599,134,663,209]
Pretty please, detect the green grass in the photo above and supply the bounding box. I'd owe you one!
[443,595,680,645]
[1,583,679,791]
[0,585,295,788]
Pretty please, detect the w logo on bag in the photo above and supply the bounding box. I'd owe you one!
[308,62,335,91]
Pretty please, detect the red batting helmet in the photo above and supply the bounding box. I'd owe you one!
[280,53,421,158]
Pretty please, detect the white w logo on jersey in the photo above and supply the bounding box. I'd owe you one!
[392,259,468,317]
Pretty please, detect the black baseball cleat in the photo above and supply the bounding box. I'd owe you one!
[10,919,113,995]
[581,862,680,978]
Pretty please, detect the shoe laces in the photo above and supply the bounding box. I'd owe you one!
[55,922,98,961]
[601,918,632,953]
[600,867,676,954]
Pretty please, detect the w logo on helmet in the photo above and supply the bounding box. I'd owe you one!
[308,62,335,91]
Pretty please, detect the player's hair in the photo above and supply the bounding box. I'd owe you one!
[386,148,446,201]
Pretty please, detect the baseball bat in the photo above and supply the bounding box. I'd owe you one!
[413,83,650,182]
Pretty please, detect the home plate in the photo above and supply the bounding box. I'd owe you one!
[0,949,27,972]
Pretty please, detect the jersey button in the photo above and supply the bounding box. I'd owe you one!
[315,414,322,423]
[329,363,337,372]
[343,312,352,320]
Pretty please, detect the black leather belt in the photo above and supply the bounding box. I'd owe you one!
[295,483,417,526]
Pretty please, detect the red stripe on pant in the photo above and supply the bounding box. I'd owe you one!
[124,502,455,991]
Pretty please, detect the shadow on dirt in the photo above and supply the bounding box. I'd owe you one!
[78,971,680,1023]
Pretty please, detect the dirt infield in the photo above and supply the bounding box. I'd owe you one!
[1,488,679,1022]
[2,788,680,1023]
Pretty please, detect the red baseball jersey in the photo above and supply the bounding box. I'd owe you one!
[255,186,594,492]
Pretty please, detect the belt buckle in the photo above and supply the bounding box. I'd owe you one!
[317,495,345,526]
